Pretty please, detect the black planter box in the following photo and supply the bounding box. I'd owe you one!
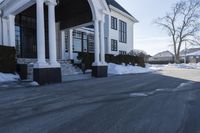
[92,66,108,78]
[0,45,16,73]
[33,68,62,85]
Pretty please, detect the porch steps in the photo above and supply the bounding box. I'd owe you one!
[60,61,83,76]
[17,58,83,81]
[26,61,83,81]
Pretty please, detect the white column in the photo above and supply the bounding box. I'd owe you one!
[0,17,2,45]
[93,19,100,65]
[100,15,106,65]
[34,0,48,68]
[68,29,73,60]
[61,30,66,60]
[8,15,15,47]
[2,18,9,46]
[47,0,60,67]
[107,15,111,54]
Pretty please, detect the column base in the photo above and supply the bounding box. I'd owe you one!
[33,67,62,85]
[34,61,49,68]
[49,61,61,68]
[92,65,108,78]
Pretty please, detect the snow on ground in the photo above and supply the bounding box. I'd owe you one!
[166,63,200,69]
[147,63,200,70]
[129,81,195,98]
[30,81,39,86]
[108,63,159,75]
[0,73,19,82]
[108,63,200,75]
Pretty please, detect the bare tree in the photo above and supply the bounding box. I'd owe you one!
[155,0,200,63]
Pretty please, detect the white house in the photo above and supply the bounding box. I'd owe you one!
[0,0,138,84]
[61,0,138,62]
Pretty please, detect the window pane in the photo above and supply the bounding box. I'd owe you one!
[111,16,117,30]
[119,20,127,43]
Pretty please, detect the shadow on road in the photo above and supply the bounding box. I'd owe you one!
[0,73,200,133]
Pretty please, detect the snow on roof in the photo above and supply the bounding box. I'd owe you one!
[153,51,174,58]
[187,50,200,56]
[180,48,200,55]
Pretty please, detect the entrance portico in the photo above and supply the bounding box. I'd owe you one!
[0,0,109,84]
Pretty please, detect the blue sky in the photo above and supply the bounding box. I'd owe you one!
[115,0,180,55]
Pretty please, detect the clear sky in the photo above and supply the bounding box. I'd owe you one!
[115,0,181,55]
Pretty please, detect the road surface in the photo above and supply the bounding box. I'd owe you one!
[0,68,200,133]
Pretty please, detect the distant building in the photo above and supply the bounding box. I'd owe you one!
[186,50,200,63]
[148,51,174,64]
[180,48,200,63]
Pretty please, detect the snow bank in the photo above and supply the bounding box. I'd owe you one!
[147,63,200,69]
[108,63,158,75]
[0,73,19,82]
[30,81,39,86]
[166,64,195,69]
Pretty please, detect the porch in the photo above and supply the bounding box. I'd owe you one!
[0,0,109,85]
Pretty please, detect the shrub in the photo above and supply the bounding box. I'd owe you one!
[0,45,16,73]
[77,52,145,70]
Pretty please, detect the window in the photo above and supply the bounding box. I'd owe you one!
[119,51,127,55]
[15,26,21,57]
[119,20,127,43]
[88,34,94,52]
[111,39,118,51]
[73,30,82,52]
[111,16,117,30]
[82,32,88,52]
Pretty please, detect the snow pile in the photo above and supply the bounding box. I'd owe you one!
[197,62,200,67]
[166,63,200,69]
[145,64,164,70]
[0,73,20,82]
[30,81,39,86]
[108,63,158,75]
[147,63,200,70]
[166,64,195,69]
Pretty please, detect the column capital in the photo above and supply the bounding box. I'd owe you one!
[36,0,45,4]
[100,19,105,23]
[93,18,100,22]
[8,15,15,19]
[45,0,57,6]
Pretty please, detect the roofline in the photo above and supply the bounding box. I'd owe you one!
[153,51,174,56]
[109,5,139,23]
[0,0,8,9]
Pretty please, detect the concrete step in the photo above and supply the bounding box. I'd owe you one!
[61,62,83,76]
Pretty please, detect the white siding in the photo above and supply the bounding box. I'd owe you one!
[108,9,134,55]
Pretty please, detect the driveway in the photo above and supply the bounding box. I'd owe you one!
[0,68,200,133]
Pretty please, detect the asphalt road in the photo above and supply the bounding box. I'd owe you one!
[0,68,200,133]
